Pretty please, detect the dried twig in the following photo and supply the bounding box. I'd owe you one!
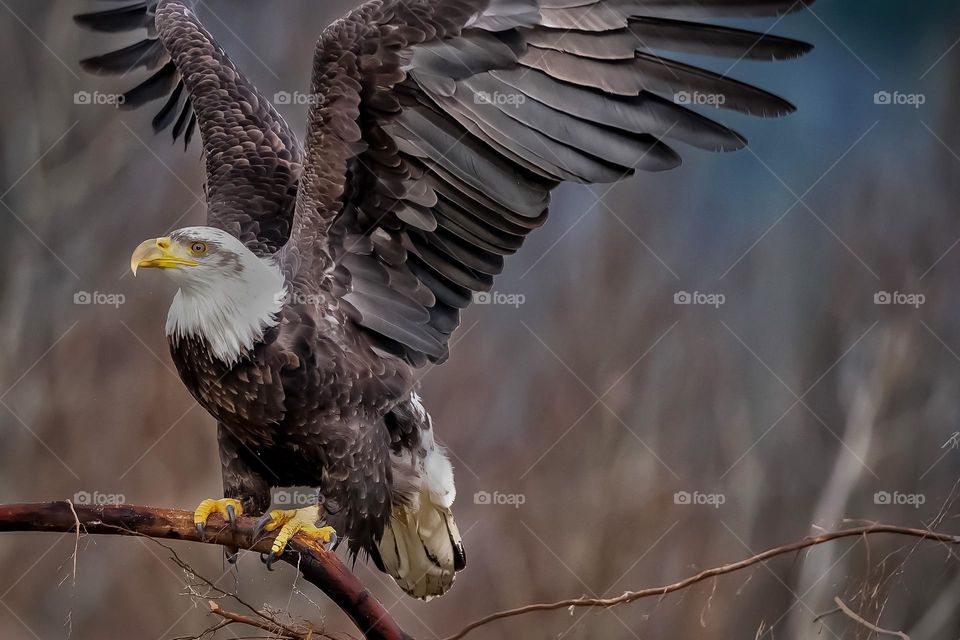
[443,524,960,640]
[207,600,327,640]
[816,597,911,640]
[0,502,411,640]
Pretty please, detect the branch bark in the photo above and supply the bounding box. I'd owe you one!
[0,502,411,640]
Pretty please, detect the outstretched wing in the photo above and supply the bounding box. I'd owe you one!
[75,0,303,256]
[282,0,812,367]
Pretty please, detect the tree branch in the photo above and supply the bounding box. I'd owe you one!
[3,503,956,640]
[443,524,960,640]
[0,502,411,640]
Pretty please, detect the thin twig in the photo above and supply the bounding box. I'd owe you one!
[208,601,322,640]
[65,499,81,588]
[443,524,960,640]
[821,597,911,640]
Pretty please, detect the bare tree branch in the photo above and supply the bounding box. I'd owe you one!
[0,502,411,640]
[443,524,960,640]
[2,502,956,640]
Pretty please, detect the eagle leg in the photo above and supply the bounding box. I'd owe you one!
[253,504,336,570]
[193,497,243,539]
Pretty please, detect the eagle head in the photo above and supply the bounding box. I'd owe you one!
[129,226,252,281]
[130,226,287,364]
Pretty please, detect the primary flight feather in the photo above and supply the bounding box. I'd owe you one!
[76,0,812,598]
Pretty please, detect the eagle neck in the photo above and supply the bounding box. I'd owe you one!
[165,258,287,366]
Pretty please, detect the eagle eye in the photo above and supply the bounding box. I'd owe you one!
[190,241,208,255]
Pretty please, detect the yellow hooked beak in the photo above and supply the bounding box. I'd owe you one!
[130,237,199,276]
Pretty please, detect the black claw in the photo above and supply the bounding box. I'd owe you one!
[196,523,205,540]
[225,549,240,564]
[254,513,273,540]
[265,551,277,570]
[226,504,237,527]
[326,532,338,551]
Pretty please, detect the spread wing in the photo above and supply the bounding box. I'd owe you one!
[75,0,303,256]
[283,0,813,366]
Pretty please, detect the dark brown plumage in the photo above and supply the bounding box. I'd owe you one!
[76,0,812,597]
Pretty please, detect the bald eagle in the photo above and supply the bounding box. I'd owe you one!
[76,0,812,598]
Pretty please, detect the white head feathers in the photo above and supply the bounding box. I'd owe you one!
[161,227,287,364]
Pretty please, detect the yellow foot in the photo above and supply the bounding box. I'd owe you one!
[193,498,243,539]
[254,504,336,569]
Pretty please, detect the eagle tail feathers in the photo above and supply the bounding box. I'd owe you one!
[376,427,465,599]
[376,498,465,600]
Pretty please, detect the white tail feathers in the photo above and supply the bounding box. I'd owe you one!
[377,498,465,599]
[378,429,465,599]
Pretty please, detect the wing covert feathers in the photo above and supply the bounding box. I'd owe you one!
[297,0,812,365]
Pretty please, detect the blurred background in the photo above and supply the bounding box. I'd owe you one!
[1,1,960,638]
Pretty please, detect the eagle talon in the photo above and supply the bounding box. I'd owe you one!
[193,498,243,540]
[254,512,276,541]
[254,505,335,560]
[259,550,280,570]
